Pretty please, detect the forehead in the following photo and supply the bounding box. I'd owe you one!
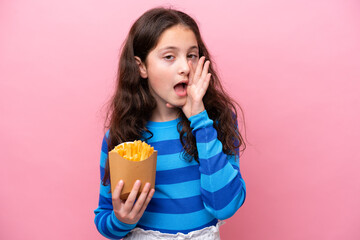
[154,25,198,51]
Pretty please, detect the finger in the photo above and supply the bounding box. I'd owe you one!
[188,59,194,85]
[131,182,151,214]
[200,60,211,81]
[112,180,124,211]
[123,180,141,212]
[202,73,212,92]
[193,56,205,84]
[138,188,155,217]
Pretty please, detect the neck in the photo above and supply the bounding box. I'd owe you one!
[150,105,180,122]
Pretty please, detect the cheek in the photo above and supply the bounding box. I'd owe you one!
[190,58,199,68]
[147,71,166,90]
[149,63,169,75]
[149,65,173,84]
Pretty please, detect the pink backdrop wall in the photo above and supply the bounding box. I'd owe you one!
[1,0,359,239]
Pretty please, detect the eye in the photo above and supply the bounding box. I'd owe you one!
[164,55,174,60]
[188,54,198,59]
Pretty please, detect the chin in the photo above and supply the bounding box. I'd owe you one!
[171,100,186,108]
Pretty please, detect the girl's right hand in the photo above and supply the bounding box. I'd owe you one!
[112,179,155,225]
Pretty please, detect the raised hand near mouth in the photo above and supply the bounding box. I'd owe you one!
[166,56,212,119]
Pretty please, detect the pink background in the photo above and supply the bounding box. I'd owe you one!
[1,0,359,239]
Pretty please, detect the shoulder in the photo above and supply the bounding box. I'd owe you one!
[101,130,110,152]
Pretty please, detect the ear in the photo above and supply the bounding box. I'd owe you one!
[134,56,148,79]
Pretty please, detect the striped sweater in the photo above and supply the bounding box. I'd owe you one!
[94,110,246,239]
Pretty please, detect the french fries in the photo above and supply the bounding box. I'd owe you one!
[113,140,154,161]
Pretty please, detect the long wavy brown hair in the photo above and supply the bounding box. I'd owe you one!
[102,6,246,185]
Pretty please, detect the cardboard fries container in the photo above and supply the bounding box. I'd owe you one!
[109,142,157,201]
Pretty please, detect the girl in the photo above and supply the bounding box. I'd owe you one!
[94,6,246,240]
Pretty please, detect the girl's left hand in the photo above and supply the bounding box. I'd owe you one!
[167,56,211,118]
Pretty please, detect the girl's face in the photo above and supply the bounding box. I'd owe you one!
[136,24,199,120]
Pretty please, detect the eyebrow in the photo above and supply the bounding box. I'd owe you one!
[159,45,199,51]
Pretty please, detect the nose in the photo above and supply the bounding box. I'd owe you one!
[178,56,191,75]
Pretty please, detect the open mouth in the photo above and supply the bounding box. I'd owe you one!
[174,82,187,97]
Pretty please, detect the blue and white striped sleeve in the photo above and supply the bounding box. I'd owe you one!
[93,131,137,239]
[189,110,246,220]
